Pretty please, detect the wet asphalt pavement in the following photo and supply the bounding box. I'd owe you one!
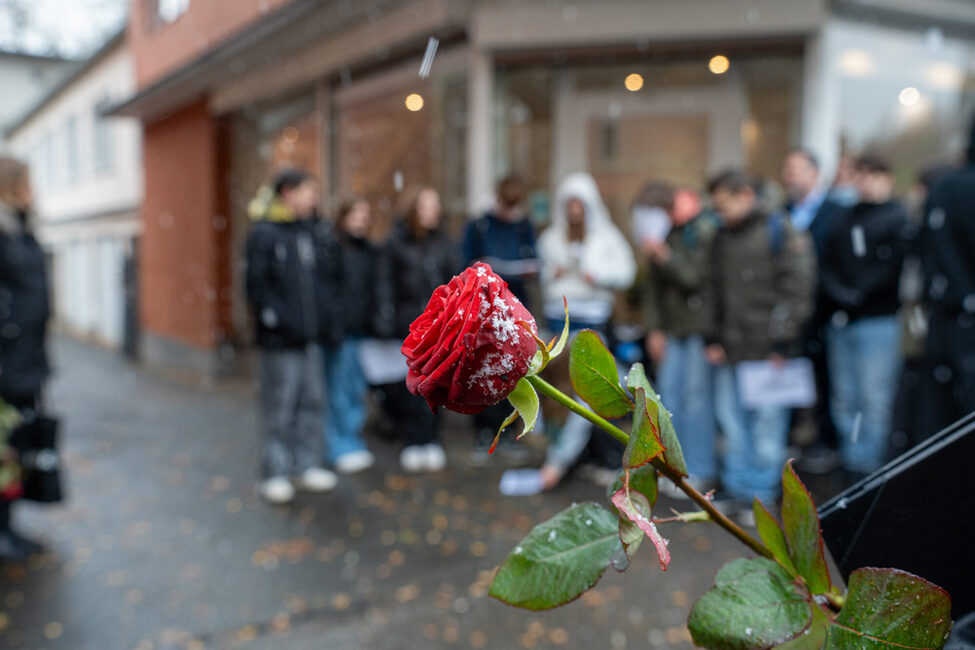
[1,337,761,649]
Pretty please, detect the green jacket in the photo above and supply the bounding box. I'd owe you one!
[644,216,717,338]
[701,211,815,364]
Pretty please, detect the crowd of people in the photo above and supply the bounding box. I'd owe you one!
[243,115,975,516]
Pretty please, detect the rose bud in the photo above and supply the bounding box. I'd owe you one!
[402,263,538,414]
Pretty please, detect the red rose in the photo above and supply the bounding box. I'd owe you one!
[403,263,538,414]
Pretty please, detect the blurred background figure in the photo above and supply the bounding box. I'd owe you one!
[323,199,376,475]
[536,172,635,489]
[374,187,461,473]
[780,148,846,475]
[639,181,718,496]
[820,155,909,479]
[245,168,340,504]
[919,116,975,441]
[462,173,537,466]
[703,170,815,513]
[0,157,50,559]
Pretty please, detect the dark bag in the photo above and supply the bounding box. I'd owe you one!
[9,414,63,504]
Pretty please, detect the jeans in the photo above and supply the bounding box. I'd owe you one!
[260,344,324,478]
[322,339,369,462]
[714,364,791,503]
[827,316,901,473]
[657,335,716,480]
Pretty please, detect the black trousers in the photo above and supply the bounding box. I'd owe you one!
[380,382,439,447]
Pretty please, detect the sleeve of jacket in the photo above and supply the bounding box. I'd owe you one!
[372,241,397,340]
[655,220,716,291]
[698,234,722,345]
[589,229,636,290]
[245,225,287,329]
[771,226,816,350]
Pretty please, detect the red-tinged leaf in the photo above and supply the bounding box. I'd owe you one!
[569,330,634,419]
[781,460,831,594]
[624,388,665,470]
[607,464,658,510]
[753,498,799,578]
[611,487,670,570]
[826,568,952,649]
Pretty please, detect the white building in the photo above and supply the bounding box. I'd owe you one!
[0,49,77,143]
[5,32,143,352]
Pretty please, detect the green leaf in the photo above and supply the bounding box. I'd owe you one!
[611,487,670,570]
[624,388,665,469]
[688,558,812,650]
[781,460,831,594]
[776,603,830,650]
[506,377,539,439]
[568,330,633,418]
[489,503,621,610]
[607,464,658,509]
[826,568,952,649]
[753,499,799,578]
[626,363,688,477]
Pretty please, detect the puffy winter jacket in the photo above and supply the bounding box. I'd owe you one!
[245,210,342,350]
[374,221,463,340]
[462,211,537,305]
[0,202,50,399]
[337,233,379,338]
[701,210,815,363]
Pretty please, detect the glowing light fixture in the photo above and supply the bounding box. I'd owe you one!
[624,73,644,92]
[837,49,875,77]
[281,126,300,144]
[898,86,921,106]
[405,93,425,112]
[708,55,730,75]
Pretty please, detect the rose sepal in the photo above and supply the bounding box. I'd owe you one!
[489,376,539,454]
[525,297,569,377]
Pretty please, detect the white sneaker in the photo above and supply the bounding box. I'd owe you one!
[423,443,447,472]
[400,445,426,473]
[295,467,337,492]
[260,476,296,504]
[335,450,375,474]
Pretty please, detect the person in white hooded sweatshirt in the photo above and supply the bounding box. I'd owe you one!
[537,173,636,488]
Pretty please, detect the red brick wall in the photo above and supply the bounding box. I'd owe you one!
[129,0,295,88]
[140,100,228,349]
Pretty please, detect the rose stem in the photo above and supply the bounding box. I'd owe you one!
[525,374,773,561]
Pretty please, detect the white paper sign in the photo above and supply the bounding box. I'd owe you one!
[633,206,672,244]
[357,339,409,385]
[736,358,817,409]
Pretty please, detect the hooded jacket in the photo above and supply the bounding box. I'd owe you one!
[0,201,50,398]
[537,173,636,323]
[245,190,342,349]
[921,117,975,315]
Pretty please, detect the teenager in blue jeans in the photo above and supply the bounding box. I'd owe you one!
[701,170,815,512]
[640,183,718,495]
[323,199,376,474]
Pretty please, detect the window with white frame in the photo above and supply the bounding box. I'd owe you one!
[93,97,115,174]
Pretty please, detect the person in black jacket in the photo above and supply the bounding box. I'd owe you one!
[374,187,462,472]
[919,115,975,439]
[322,199,376,475]
[0,157,49,560]
[820,155,909,476]
[461,174,538,465]
[245,168,341,504]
